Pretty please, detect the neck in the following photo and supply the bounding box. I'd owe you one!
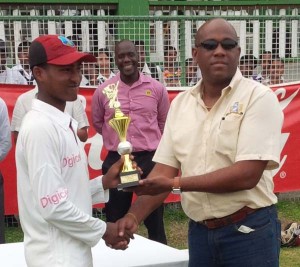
[120,72,139,86]
[102,69,111,78]
[37,91,66,112]
[202,82,224,98]
[164,62,175,69]
[201,83,224,110]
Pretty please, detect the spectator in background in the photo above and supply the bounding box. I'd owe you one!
[92,40,169,245]
[11,87,90,143]
[0,39,26,84]
[11,41,35,85]
[0,97,12,244]
[82,48,116,87]
[134,40,159,81]
[267,56,285,85]
[96,48,115,84]
[157,45,181,87]
[254,51,272,84]
[185,58,197,86]
[82,62,98,86]
[239,54,258,79]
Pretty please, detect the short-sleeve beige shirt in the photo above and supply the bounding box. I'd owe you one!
[153,70,283,221]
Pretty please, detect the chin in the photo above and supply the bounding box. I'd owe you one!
[123,70,134,76]
[67,94,78,102]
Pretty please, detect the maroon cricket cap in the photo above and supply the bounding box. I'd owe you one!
[29,35,96,68]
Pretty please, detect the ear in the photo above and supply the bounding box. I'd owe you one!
[237,46,241,56]
[192,47,198,60]
[32,66,45,82]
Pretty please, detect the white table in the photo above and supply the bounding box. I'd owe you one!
[0,234,189,267]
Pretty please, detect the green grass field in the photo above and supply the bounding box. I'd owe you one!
[4,200,300,266]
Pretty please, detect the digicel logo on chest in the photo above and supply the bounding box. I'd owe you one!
[62,153,82,167]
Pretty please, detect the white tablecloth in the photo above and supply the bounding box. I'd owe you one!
[0,234,189,267]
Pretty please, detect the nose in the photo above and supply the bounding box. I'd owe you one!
[123,54,132,63]
[70,68,82,84]
[213,43,227,55]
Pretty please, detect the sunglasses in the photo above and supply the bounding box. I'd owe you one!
[196,39,238,51]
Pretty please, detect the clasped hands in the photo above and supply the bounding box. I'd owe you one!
[102,213,140,250]
[102,221,134,250]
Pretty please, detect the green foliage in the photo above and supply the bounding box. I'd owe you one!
[4,227,23,243]
[277,200,300,223]
[280,247,300,267]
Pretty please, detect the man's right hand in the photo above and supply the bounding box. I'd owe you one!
[102,155,141,189]
[102,157,125,189]
[103,222,132,250]
[117,213,139,240]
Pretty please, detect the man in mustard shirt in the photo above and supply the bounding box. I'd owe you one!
[118,18,283,267]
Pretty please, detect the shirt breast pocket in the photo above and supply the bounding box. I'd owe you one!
[215,113,243,158]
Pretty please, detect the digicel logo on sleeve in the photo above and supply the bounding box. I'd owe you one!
[40,188,68,208]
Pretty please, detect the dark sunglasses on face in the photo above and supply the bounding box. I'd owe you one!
[196,39,238,51]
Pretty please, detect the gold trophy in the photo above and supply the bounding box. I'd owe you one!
[103,81,140,190]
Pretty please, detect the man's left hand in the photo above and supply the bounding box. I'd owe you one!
[128,176,173,196]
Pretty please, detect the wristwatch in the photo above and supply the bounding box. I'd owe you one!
[172,176,181,194]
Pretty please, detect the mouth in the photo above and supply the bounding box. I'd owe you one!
[70,85,80,90]
[212,62,227,66]
[123,64,133,71]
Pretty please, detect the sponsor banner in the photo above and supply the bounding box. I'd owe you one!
[272,83,300,193]
[0,82,299,214]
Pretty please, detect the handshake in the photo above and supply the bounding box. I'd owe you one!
[100,156,141,250]
[102,213,140,250]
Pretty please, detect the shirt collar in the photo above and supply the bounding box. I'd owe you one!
[116,71,150,88]
[31,99,73,131]
[190,68,242,98]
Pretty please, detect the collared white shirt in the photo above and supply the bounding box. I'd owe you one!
[16,99,108,267]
